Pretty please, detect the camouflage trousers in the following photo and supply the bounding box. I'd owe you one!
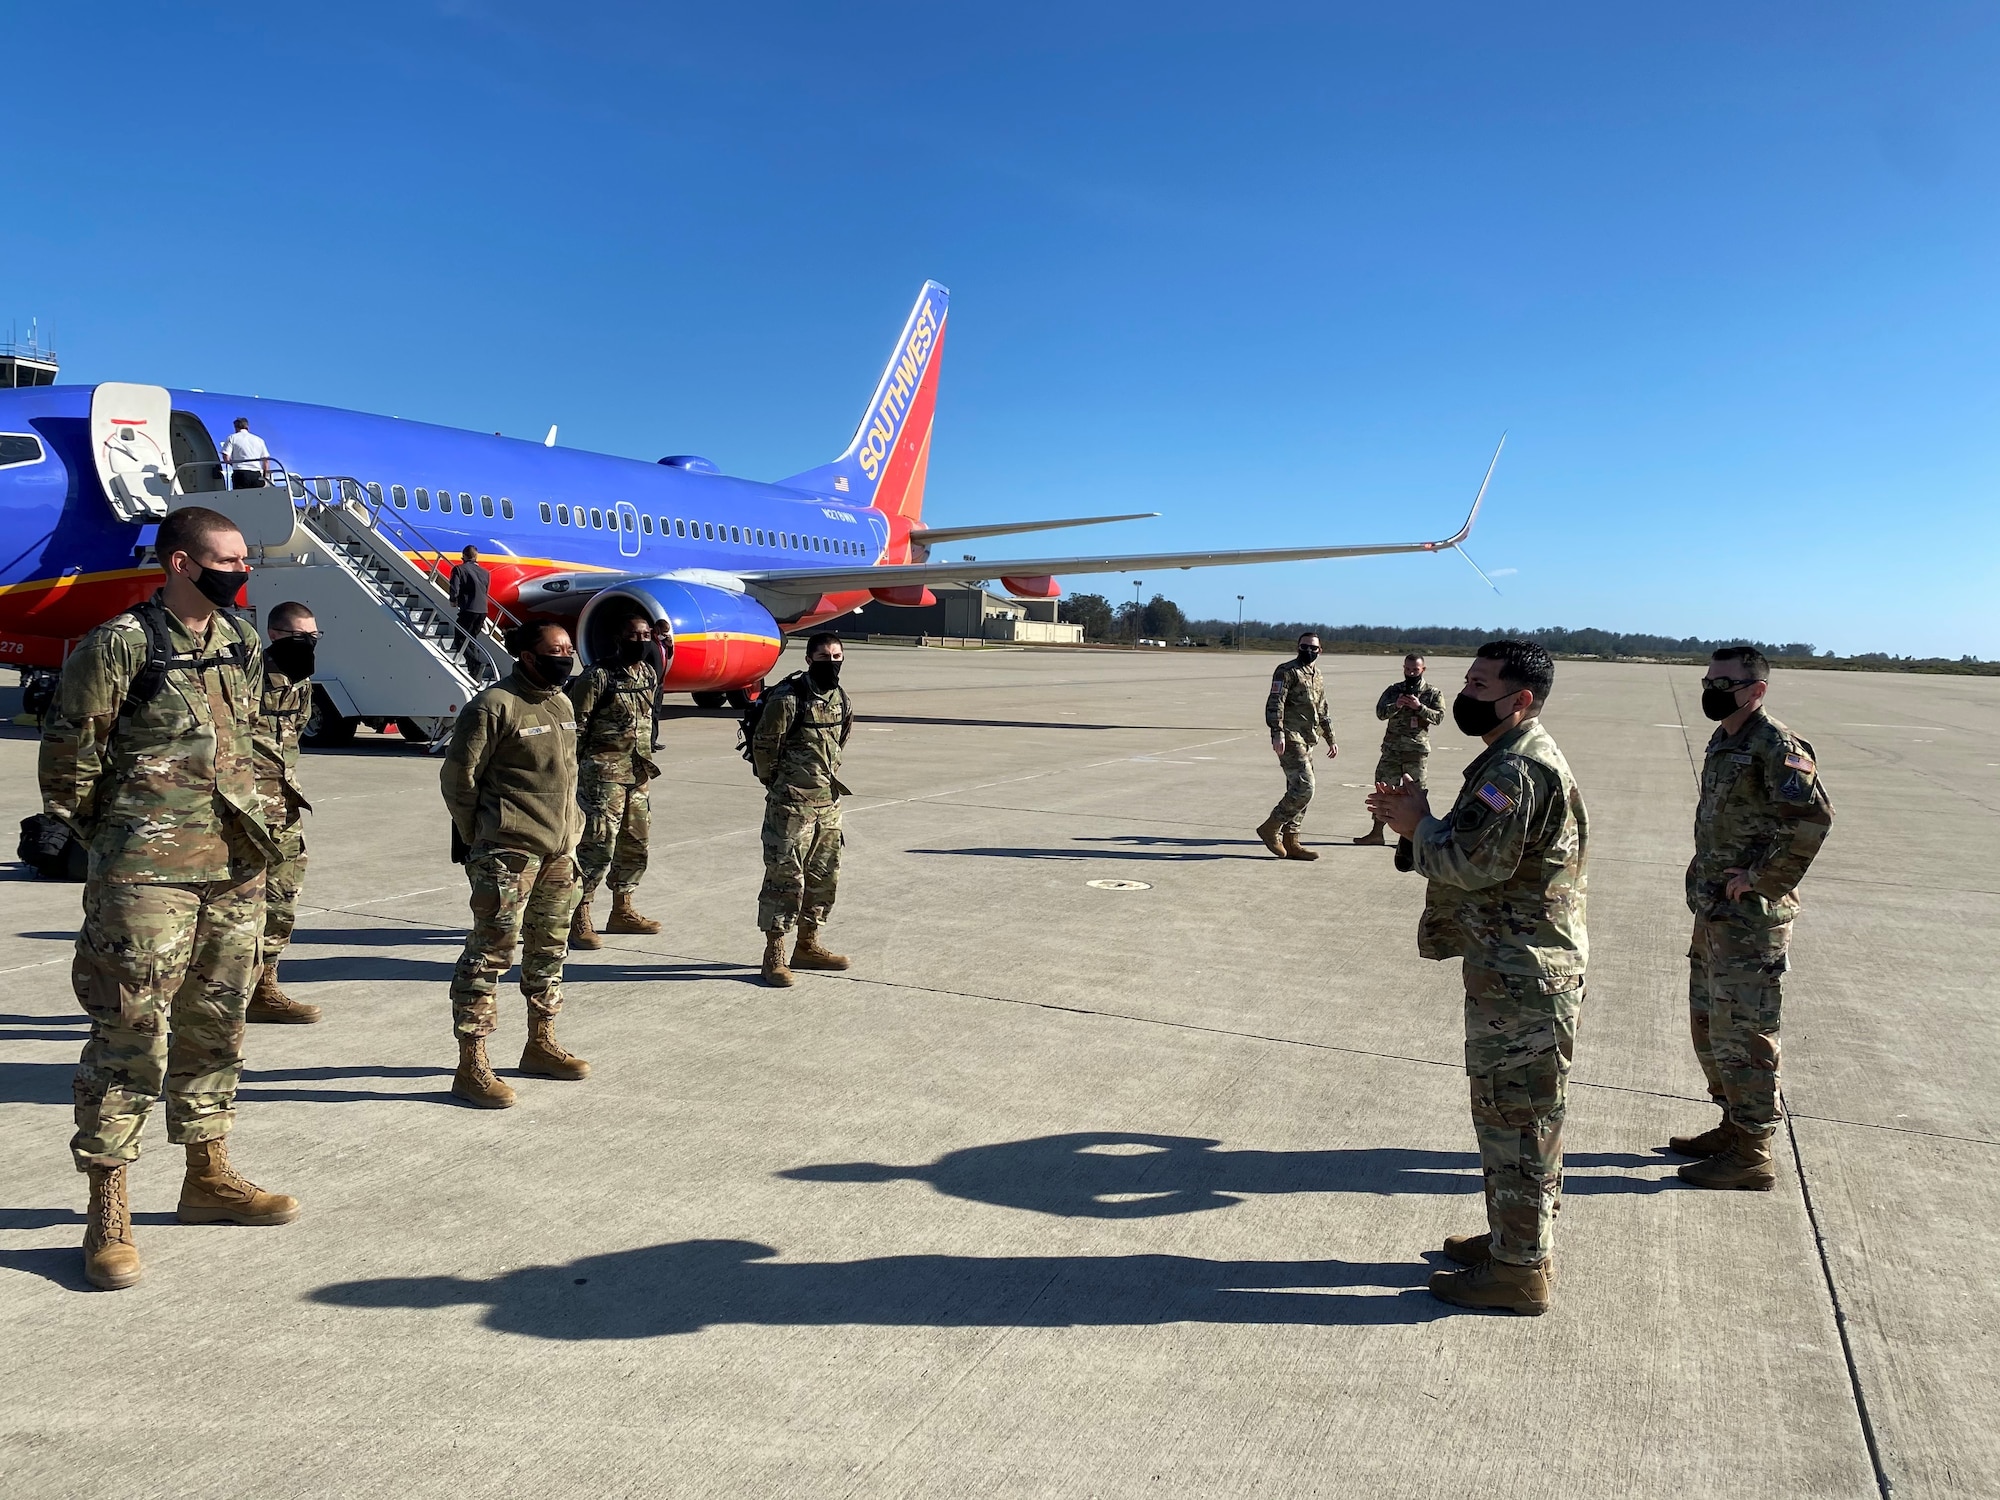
[576,774,650,896]
[758,793,841,934]
[69,869,266,1170]
[1462,963,1583,1267]
[1269,743,1316,833]
[449,847,584,1039]
[1689,914,1790,1137]
[1373,742,1429,791]
[262,821,309,960]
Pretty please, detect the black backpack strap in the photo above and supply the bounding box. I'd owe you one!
[118,599,175,719]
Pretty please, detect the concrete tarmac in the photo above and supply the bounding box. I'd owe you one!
[1,647,1994,1499]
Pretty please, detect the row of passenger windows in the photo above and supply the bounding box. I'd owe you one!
[374,481,869,557]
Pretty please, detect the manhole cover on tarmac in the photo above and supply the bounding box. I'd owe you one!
[1085,879,1152,891]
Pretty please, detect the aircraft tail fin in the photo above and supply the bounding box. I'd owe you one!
[781,282,948,533]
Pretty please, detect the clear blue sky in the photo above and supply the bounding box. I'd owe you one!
[7,4,1997,656]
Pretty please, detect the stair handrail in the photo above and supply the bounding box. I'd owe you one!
[310,476,525,639]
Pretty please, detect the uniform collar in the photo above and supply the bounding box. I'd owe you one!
[503,667,561,703]
[1461,716,1539,779]
[1705,707,1768,754]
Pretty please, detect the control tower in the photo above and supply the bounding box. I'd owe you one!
[1,322,58,388]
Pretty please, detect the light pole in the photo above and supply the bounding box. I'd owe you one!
[1236,595,1244,650]
[1132,579,1143,648]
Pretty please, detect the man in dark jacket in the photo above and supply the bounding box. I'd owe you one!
[448,546,492,672]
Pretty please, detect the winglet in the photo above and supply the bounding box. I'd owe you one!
[1436,433,1504,549]
[544,425,558,448]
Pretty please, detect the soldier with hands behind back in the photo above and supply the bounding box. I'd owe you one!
[248,601,322,1024]
[1367,639,1587,1316]
[1256,632,1338,861]
[566,615,664,950]
[40,506,298,1292]
[1356,653,1445,845]
[439,620,589,1109]
[1669,647,1834,1190]
[752,632,853,987]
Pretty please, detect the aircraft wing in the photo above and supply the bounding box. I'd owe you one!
[908,512,1159,548]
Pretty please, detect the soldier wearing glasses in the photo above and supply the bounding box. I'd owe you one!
[1669,647,1833,1190]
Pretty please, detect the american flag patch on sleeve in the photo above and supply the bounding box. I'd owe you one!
[1475,782,1514,813]
[1784,753,1815,772]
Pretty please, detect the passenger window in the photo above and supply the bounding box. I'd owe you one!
[503,498,516,519]
[289,476,308,499]
[590,508,604,529]
[366,482,385,505]
[316,478,333,502]
[538,502,551,523]
[391,485,408,509]
[556,504,570,525]
[416,487,431,511]
[480,495,494,517]
[641,514,653,534]
[460,493,474,515]
[674,518,685,537]
[622,510,634,532]
[0,433,45,467]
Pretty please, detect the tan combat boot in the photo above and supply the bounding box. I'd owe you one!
[604,891,662,935]
[761,930,795,987]
[246,961,322,1024]
[1281,829,1320,862]
[1254,816,1285,857]
[83,1164,143,1291]
[177,1139,301,1226]
[1353,822,1387,846]
[792,923,850,971]
[520,1014,590,1080]
[1668,1110,1736,1158]
[569,898,603,951]
[1677,1129,1776,1191]
[1442,1231,1559,1284]
[451,1035,517,1109]
[1428,1257,1551,1315]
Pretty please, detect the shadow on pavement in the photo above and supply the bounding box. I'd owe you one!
[910,844,1269,863]
[781,1131,1675,1215]
[859,714,1241,734]
[312,1238,1453,1335]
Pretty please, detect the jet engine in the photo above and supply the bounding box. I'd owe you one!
[575,577,784,693]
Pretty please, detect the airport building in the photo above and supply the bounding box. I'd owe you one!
[847,585,1084,644]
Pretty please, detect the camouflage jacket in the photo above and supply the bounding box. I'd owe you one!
[440,669,581,857]
[1413,717,1589,980]
[253,672,314,831]
[1266,658,1335,747]
[1687,709,1833,927]
[565,660,661,785]
[1375,678,1446,749]
[39,593,279,883]
[753,672,852,804]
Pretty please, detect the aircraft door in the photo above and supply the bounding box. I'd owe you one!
[90,382,175,521]
[615,500,641,558]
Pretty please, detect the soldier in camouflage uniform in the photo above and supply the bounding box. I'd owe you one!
[248,602,322,1023]
[1355,653,1445,845]
[752,632,854,987]
[1669,647,1834,1190]
[1256,633,1338,861]
[1369,639,1586,1316]
[39,506,299,1291]
[566,615,664,949]
[439,621,589,1109]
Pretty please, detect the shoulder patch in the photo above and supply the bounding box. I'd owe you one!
[1475,782,1514,813]
[1784,752,1815,773]
[1779,771,1811,801]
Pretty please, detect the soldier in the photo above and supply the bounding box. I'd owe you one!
[40,505,298,1292]
[753,632,853,987]
[248,601,322,1023]
[1355,653,1445,845]
[1668,647,1834,1190]
[439,620,589,1109]
[1255,632,1338,861]
[1367,639,1586,1315]
[566,615,664,950]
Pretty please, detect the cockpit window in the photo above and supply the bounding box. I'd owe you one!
[0,434,43,468]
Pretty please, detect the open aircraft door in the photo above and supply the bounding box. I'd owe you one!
[90,382,175,522]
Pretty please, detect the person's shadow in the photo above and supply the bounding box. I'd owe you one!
[779,1131,1672,1217]
[311,1238,1450,1336]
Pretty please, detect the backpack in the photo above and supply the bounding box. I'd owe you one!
[17,812,87,881]
[120,599,256,720]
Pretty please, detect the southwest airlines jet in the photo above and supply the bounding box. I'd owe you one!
[0,282,1496,725]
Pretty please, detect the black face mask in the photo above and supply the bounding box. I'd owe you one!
[528,652,575,688]
[1404,674,1423,688]
[1452,690,1514,738]
[1701,687,1743,722]
[265,636,316,682]
[193,565,250,609]
[808,658,842,691]
[1297,646,1321,663]
[616,638,652,667]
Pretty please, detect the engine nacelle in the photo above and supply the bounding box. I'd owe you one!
[576,577,783,692]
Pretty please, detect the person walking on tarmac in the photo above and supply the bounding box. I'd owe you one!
[567,616,664,949]
[1356,653,1446,845]
[1256,632,1338,860]
[448,545,492,674]
[752,632,854,986]
[438,620,588,1109]
[248,601,324,1023]
[39,505,298,1291]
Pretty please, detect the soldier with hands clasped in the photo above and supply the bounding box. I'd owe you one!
[567,615,664,949]
[752,632,854,987]
[1256,632,1338,861]
[1355,653,1445,846]
[1669,647,1834,1190]
[1368,639,1587,1316]
[248,601,323,1024]
[40,506,298,1291]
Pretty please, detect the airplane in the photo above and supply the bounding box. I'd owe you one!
[0,281,1499,738]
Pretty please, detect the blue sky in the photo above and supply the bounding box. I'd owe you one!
[6,3,1997,655]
